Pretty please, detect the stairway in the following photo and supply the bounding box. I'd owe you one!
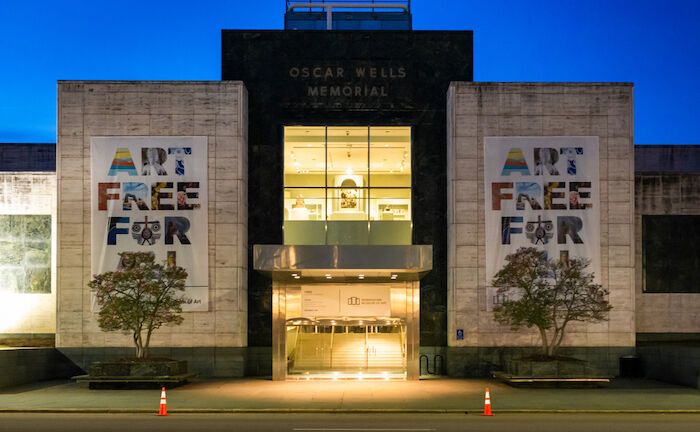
[290,332,405,372]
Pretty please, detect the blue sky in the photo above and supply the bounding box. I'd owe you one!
[1,0,698,144]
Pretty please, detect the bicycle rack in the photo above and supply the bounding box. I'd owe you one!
[419,354,444,376]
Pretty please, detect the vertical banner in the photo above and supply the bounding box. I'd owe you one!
[484,137,600,308]
[91,136,208,311]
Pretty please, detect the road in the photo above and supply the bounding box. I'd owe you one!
[1,413,698,432]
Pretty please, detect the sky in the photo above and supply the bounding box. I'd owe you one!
[0,0,698,144]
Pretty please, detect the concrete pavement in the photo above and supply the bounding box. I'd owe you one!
[1,377,699,413]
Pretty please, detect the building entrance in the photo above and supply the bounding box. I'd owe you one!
[286,318,406,379]
[255,242,430,380]
[275,279,419,380]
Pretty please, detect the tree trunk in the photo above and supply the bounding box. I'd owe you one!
[538,327,549,356]
[550,323,567,357]
[143,326,153,360]
[134,331,144,359]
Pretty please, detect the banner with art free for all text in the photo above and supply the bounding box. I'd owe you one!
[484,136,600,308]
[91,136,208,311]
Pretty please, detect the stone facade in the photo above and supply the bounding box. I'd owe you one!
[56,81,248,375]
[446,83,635,365]
[0,172,57,334]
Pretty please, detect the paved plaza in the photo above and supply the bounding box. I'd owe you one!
[1,378,698,413]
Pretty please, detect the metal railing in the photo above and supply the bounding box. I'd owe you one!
[286,0,410,13]
[419,354,444,376]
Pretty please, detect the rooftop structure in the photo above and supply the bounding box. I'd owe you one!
[284,0,411,30]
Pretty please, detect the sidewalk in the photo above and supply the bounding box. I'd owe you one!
[1,377,699,413]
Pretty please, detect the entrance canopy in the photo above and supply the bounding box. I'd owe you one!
[253,244,432,282]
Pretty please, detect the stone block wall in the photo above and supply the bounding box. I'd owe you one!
[56,81,248,376]
[0,348,83,389]
[446,83,635,362]
[0,172,57,334]
[635,170,700,333]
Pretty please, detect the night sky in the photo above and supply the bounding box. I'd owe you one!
[1,0,698,144]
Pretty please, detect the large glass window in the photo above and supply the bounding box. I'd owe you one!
[0,215,51,293]
[284,126,411,245]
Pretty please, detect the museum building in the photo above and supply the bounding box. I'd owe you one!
[1,2,698,383]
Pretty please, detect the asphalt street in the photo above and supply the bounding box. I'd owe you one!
[1,413,699,432]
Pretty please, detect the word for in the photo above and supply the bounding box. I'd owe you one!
[501,215,585,245]
[107,216,191,246]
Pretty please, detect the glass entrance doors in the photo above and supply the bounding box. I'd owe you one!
[271,279,420,380]
[286,318,406,379]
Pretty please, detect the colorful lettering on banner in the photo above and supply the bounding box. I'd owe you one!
[484,137,601,309]
[91,136,208,311]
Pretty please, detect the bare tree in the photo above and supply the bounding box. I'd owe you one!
[492,247,611,357]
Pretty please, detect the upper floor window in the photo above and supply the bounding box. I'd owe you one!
[283,126,411,245]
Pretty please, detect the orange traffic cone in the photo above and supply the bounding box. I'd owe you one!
[157,386,169,416]
[481,387,493,416]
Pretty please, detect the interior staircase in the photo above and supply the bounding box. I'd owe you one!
[289,331,405,373]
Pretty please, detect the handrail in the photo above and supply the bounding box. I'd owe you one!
[329,324,335,369]
[288,2,409,29]
[288,3,409,12]
[287,0,410,12]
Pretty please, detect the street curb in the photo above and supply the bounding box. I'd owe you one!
[1,408,700,414]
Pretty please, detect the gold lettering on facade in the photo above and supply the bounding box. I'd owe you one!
[292,65,406,99]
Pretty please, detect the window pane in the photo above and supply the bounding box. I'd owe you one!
[284,126,326,188]
[326,126,368,187]
[369,127,410,187]
[0,215,51,294]
[327,188,368,220]
[284,188,326,221]
[369,188,411,221]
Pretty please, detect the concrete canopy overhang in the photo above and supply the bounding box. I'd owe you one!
[253,244,432,282]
